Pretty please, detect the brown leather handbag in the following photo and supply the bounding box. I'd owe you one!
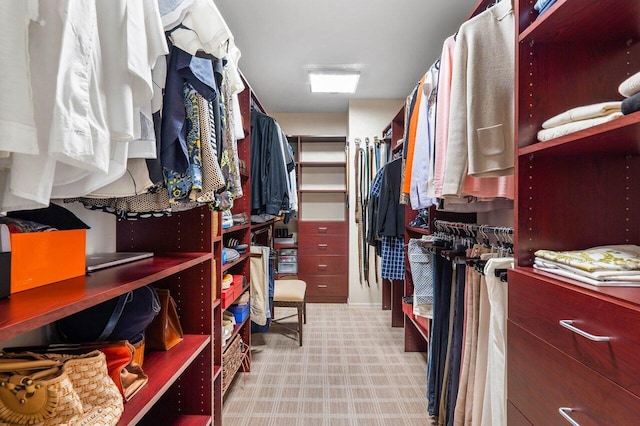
[146,288,184,350]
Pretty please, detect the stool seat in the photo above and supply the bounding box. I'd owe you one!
[272,279,307,346]
[274,279,306,302]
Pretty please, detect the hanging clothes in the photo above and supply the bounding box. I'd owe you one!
[250,109,289,216]
[442,0,515,196]
[377,158,405,281]
[410,62,439,211]
[400,79,425,205]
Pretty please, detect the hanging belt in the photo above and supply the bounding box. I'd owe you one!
[354,139,364,286]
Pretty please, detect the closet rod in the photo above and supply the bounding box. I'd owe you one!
[433,220,513,235]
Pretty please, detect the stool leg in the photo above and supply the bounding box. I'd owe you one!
[297,305,303,346]
[303,298,307,324]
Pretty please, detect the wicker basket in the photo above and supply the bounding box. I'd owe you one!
[222,334,244,394]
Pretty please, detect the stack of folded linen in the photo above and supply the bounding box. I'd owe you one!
[619,71,640,116]
[537,101,623,142]
[534,245,640,287]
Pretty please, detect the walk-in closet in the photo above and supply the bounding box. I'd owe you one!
[1,0,639,425]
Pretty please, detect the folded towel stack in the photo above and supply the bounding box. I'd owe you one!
[537,101,623,142]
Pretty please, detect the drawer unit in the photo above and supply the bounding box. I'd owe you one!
[508,321,640,426]
[298,221,348,236]
[300,274,348,301]
[298,219,348,302]
[297,234,347,256]
[507,401,532,426]
[298,255,348,275]
[509,269,640,397]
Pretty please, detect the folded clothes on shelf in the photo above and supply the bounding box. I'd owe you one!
[222,248,240,264]
[221,210,233,229]
[232,212,248,225]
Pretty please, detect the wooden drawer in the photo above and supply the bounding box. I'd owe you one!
[298,221,348,236]
[297,235,346,256]
[507,400,532,426]
[299,274,348,298]
[509,269,640,397]
[508,321,640,426]
[298,255,348,275]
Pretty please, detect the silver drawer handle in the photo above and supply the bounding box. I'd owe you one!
[318,284,328,288]
[559,407,580,426]
[559,320,610,342]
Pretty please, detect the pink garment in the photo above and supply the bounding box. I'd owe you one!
[431,36,455,199]
[432,36,515,201]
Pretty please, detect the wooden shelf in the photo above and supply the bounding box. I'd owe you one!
[298,161,347,167]
[406,312,429,342]
[0,253,211,341]
[406,226,430,235]
[298,189,347,193]
[518,113,640,157]
[221,253,249,272]
[119,334,210,425]
[222,314,250,354]
[519,0,640,43]
[250,218,278,231]
[172,415,212,426]
[222,224,250,234]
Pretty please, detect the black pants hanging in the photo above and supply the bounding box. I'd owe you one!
[427,254,453,417]
[445,263,467,425]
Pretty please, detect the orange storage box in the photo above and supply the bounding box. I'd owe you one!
[10,229,86,293]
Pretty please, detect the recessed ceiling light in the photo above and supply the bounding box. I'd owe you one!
[309,71,360,94]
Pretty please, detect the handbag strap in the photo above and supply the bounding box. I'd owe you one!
[0,358,61,373]
[97,292,131,341]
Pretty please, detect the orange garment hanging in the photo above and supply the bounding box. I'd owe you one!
[400,74,426,203]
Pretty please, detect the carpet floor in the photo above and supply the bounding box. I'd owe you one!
[222,303,431,425]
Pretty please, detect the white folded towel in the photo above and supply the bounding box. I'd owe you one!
[619,71,640,97]
[537,112,623,141]
[542,101,622,129]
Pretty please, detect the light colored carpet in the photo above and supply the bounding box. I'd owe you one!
[222,303,431,425]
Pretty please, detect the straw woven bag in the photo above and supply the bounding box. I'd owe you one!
[0,350,123,426]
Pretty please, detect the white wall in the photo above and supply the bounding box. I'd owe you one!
[347,99,404,306]
[271,113,347,136]
[61,201,117,254]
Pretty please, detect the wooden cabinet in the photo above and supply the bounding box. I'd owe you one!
[510,0,640,423]
[115,209,218,425]
[292,136,349,303]
[508,320,640,426]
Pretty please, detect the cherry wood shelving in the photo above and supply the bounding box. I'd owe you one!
[509,0,640,423]
[290,135,349,303]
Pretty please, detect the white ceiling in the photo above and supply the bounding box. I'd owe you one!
[216,0,480,114]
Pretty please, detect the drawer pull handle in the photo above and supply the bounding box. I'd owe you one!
[318,284,328,288]
[318,264,327,270]
[559,320,610,342]
[318,227,328,233]
[318,244,328,249]
[559,407,580,426]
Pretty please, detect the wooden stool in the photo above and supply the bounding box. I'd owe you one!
[272,279,307,346]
